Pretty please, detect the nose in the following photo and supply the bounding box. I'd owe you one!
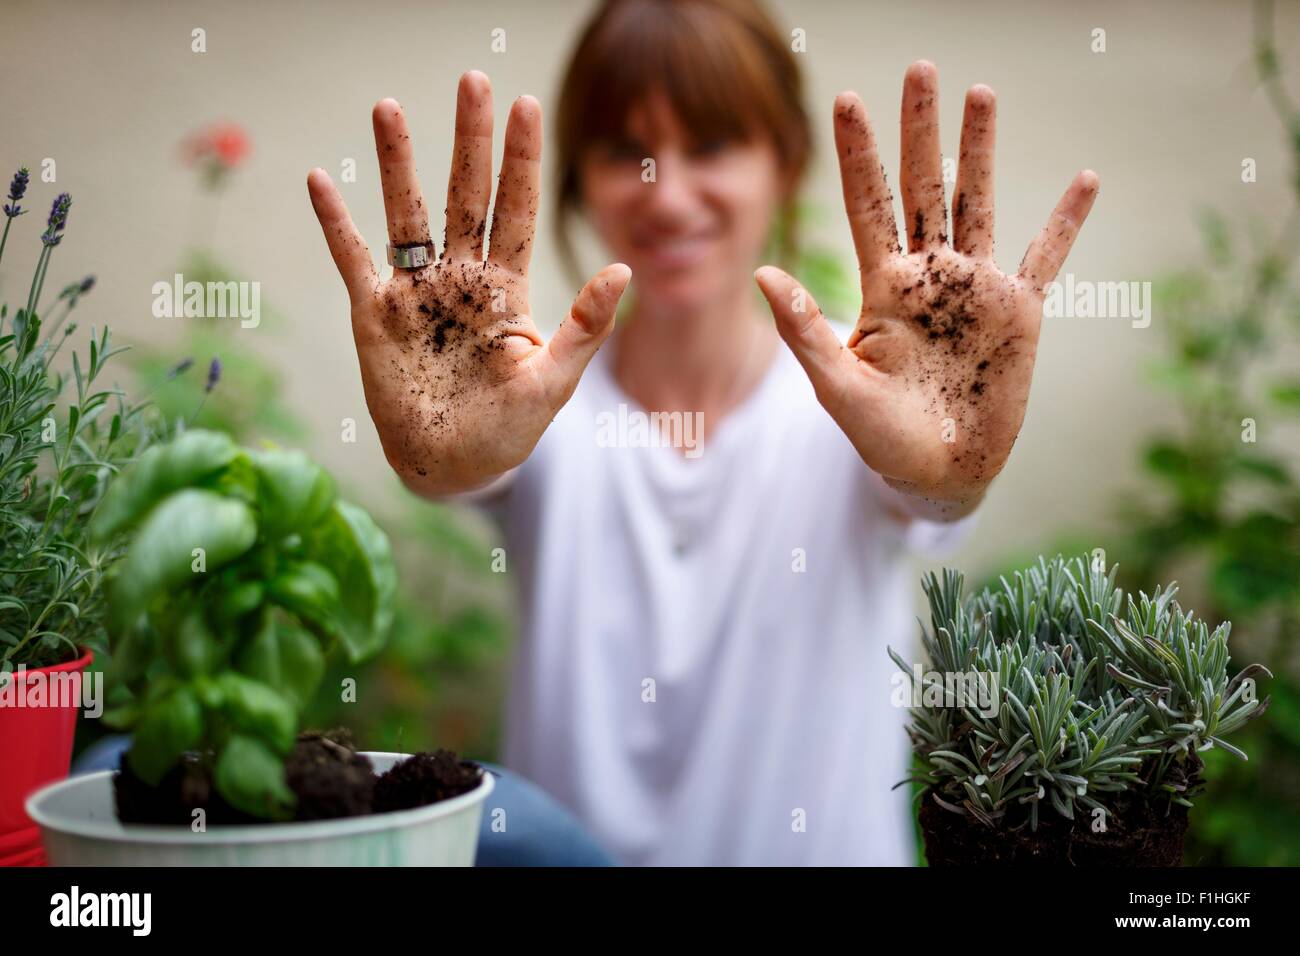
[640,149,700,223]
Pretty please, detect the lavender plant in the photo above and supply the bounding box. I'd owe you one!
[0,173,166,671]
[890,554,1271,831]
[0,167,30,262]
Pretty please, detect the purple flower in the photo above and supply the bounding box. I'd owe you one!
[41,192,71,247]
[166,357,195,381]
[4,167,29,218]
[205,357,222,392]
[58,275,95,302]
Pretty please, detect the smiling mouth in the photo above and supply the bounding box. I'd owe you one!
[634,233,717,269]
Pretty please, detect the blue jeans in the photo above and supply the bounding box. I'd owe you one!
[72,735,615,867]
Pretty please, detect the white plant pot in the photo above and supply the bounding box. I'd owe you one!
[26,752,493,867]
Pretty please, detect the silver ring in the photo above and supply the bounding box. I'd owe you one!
[387,242,436,269]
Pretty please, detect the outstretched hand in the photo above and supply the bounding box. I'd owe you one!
[757,61,1097,514]
[308,71,630,496]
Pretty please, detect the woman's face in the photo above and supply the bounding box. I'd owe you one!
[579,93,784,316]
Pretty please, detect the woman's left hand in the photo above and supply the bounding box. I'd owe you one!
[756,60,1097,516]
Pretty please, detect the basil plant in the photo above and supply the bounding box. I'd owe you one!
[90,429,396,820]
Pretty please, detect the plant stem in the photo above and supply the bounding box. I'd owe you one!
[31,245,53,315]
[42,297,75,344]
[21,245,51,344]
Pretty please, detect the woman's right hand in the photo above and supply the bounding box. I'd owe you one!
[308,71,631,496]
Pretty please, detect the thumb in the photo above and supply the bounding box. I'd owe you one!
[536,263,632,404]
[754,265,845,391]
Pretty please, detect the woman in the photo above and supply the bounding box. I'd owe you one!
[306,0,1097,865]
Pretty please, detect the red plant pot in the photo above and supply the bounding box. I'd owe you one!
[0,649,93,867]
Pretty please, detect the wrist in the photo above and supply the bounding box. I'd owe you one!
[880,474,988,523]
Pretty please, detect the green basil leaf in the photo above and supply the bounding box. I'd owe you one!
[216,580,265,624]
[109,622,160,688]
[191,675,224,710]
[266,561,341,627]
[170,608,221,679]
[251,448,336,535]
[126,687,202,786]
[108,489,258,631]
[215,672,297,753]
[90,430,238,542]
[236,615,325,711]
[100,702,141,730]
[304,501,396,663]
[214,733,295,821]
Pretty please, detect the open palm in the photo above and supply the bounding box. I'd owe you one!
[757,61,1098,510]
[308,71,629,496]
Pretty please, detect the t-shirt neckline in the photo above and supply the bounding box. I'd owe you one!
[590,325,786,467]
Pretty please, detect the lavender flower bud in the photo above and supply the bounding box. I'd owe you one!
[58,274,97,302]
[166,357,195,381]
[4,167,29,218]
[205,357,222,392]
[41,193,71,247]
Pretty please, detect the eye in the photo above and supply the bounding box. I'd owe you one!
[603,138,647,162]
[689,138,729,158]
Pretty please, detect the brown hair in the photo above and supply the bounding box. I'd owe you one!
[553,0,811,276]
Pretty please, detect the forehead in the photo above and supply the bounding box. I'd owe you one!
[623,92,691,143]
[600,88,759,152]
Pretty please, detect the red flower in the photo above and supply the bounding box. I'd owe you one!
[210,124,251,167]
[182,123,252,170]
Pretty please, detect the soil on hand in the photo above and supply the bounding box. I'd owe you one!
[380,259,530,478]
[113,730,480,826]
[918,784,1192,866]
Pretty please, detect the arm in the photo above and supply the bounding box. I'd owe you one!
[431,465,519,505]
[875,476,985,525]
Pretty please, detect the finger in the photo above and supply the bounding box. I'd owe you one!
[1017,170,1100,292]
[899,60,947,251]
[754,265,845,396]
[307,168,379,304]
[833,92,901,273]
[535,264,632,405]
[488,95,542,274]
[372,98,432,248]
[443,70,495,261]
[953,84,996,258]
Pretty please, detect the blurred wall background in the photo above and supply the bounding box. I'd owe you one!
[3,0,1299,863]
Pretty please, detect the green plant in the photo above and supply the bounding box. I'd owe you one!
[0,176,165,672]
[1105,0,1300,863]
[891,554,1270,832]
[89,429,397,819]
[976,0,1300,865]
[306,495,509,757]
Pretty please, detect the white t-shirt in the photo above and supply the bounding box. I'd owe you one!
[478,322,975,866]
